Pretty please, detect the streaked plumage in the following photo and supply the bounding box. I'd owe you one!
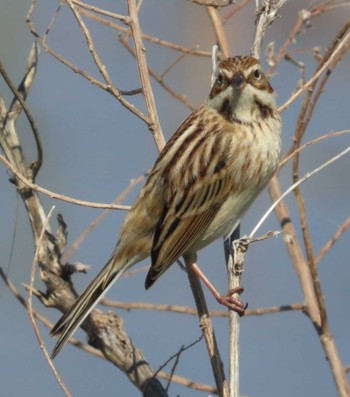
[51,56,281,358]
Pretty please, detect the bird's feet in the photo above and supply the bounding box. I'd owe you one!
[216,286,246,316]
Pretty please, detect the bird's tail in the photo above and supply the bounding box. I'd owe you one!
[50,254,128,359]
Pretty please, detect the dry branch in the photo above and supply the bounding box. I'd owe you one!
[0,154,131,210]
[0,39,168,397]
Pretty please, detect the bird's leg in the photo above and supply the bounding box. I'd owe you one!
[189,261,245,315]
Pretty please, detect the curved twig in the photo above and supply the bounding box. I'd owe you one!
[251,145,350,238]
[0,45,42,178]
[0,154,130,210]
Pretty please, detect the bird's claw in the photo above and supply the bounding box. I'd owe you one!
[216,286,246,316]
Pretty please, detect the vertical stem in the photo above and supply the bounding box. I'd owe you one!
[224,226,242,397]
[321,332,350,397]
[207,7,231,58]
[127,0,165,151]
[185,257,229,397]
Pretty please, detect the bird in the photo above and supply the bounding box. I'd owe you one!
[51,55,281,358]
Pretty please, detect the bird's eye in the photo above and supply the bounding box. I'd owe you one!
[254,69,262,80]
[216,75,224,86]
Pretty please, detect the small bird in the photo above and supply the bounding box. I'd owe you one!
[51,56,281,358]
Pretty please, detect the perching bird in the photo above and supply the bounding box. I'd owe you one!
[51,56,281,358]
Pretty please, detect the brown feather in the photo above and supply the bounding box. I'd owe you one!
[51,55,281,358]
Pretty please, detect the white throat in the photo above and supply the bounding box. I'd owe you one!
[208,84,276,123]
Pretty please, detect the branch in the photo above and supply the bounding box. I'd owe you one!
[71,0,131,24]
[251,145,350,238]
[187,0,234,7]
[27,1,150,124]
[315,216,350,266]
[185,256,229,397]
[207,7,231,58]
[62,173,146,262]
[251,0,287,59]
[102,298,305,317]
[224,227,243,397]
[26,207,73,396]
[78,6,211,57]
[267,2,350,74]
[118,36,195,110]
[1,40,168,395]
[278,28,350,113]
[127,0,165,151]
[4,268,217,395]
[279,129,350,169]
[0,154,130,210]
[0,44,42,178]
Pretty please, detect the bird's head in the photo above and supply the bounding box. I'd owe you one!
[208,56,277,123]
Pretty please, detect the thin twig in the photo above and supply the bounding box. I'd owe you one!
[315,216,350,266]
[0,154,130,210]
[185,256,229,397]
[290,24,350,301]
[78,6,211,57]
[187,0,233,8]
[42,1,64,43]
[127,0,165,151]
[223,0,252,23]
[251,145,350,238]
[2,270,215,395]
[267,2,350,74]
[279,129,350,169]
[118,36,195,110]
[27,1,149,124]
[26,207,72,397]
[0,45,42,178]
[161,53,188,78]
[62,173,146,262]
[278,29,350,113]
[287,23,350,358]
[72,0,131,23]
[207,6,231,58]
[251,0,287,59]
[153,336,204,392]
[101,298,304,317]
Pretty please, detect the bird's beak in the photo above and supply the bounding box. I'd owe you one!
[231,72,246,91]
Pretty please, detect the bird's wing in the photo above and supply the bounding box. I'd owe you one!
[145,167,234,288]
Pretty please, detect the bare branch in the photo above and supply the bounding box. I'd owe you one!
[278,29,350,113]
[27,1,150,124]
[185,256,229,397]
[127,0,165,150]
[26,207,72,397]
[0,154,130,210]
[223,0,252,23]
[224,228,243,397]
[119,36,195,110]
[78,6,211,57]
[62,174,146,262]
[315,216,350,266]
[71,0,131,24]
[207,7,231,58]
[188,0,234,8]
[251,0,287,59]
[0,44,41,178]
[102,299,305,317]
[251,145,350,238]
[279,129,350,169]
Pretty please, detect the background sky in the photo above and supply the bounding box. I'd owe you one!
[1,1,350,396]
